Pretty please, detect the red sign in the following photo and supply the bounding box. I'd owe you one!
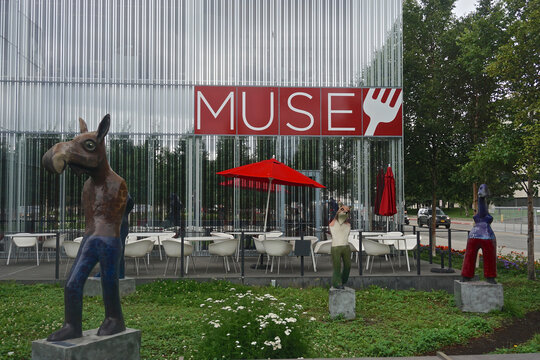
[237,87,279,135]
[362,88,403,136]
[321,88,363,136]
[195,86,402,136]
[279,88,320,136]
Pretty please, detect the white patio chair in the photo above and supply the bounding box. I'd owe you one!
[263,239,293,274]
[125,234,138,244]
[206,239,239,274]
[348,232,363,263]
[394,235,420,271]
[363,239,394,273]
[62,240,81,276]
[313,239,333,267]
[162,239,195,276]
[124,239,154,275]
[7,235,40,265]
[42,234,66,262]
[254,232,283,267]
[210,231,234,242]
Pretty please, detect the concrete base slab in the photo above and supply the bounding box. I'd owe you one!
[32,328,141,360]
[454,280,503,313]
[329,286,355,320]
[83,277,136,297]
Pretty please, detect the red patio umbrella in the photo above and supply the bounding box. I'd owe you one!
[374,167,385,215]
[217,158,325,231]
[378,166,397,230]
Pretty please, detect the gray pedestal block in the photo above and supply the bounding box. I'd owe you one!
[83,277,136,297]
[32,328,141,360]
[329,286,355,320]
[454,280,503,313]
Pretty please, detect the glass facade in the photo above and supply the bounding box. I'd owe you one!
[0,0,403,237]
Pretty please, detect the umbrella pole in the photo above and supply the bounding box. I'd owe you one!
[263,179,273,232]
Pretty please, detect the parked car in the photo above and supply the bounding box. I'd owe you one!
[417,207,451,228]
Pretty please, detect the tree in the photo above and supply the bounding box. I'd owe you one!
[484,0,539,280]
[451,0,507,215]
[403,0,460,252]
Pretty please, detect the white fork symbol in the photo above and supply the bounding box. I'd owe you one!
[363,88,402,136]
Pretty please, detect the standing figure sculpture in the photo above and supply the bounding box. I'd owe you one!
[42,115,128,341]
[329,203,351,289]
[461,184,497,284]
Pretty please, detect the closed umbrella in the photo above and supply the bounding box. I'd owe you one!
[217,158,325,231]
[374,167,385,215]
[378,166,397,230]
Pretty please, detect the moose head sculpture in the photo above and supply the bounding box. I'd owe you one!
[42,114,128,341]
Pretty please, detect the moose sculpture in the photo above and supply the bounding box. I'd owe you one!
[461,184,497,284]
[42,115,128,341]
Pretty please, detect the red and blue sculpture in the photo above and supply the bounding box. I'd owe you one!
[461,184,497,284]
[42,115,128,341]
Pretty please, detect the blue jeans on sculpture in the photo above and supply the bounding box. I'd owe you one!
[64,235,125,337]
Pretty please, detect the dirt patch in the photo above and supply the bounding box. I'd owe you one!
[432,310,540,355]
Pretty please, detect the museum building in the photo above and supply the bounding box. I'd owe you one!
[0,0,404,237]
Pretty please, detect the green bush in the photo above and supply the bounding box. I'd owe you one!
[191,288,311,359]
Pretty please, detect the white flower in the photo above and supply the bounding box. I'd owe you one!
[251,341,257,345]
[206,297,213,301]
[200,304,205,307]
[285,317,297,323]
[8,352,14,356]
[237,306,245,310]
[208,320,221,328]
[285,329,292,336]
[309,317,316,321]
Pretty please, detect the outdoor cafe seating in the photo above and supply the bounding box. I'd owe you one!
[162,239,195,276]
[263,239,293,274]
[206,238,239,274]
[363,238,394,273]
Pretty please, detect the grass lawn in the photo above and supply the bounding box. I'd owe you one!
[1,264,539,360]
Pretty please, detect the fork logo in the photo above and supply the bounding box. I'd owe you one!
[363,88,403,136]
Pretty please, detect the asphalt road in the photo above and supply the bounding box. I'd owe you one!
[408,219,540,258]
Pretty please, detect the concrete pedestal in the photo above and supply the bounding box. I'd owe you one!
[32,328,141,360]
[454,280,503,313]
[329,287,355,320]
[83,277,136,297]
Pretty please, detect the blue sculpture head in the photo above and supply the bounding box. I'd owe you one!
[478,184,489,198]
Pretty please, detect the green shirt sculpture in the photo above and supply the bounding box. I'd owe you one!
[329,203,351,289]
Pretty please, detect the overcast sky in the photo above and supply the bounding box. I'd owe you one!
[453,0,480,17]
